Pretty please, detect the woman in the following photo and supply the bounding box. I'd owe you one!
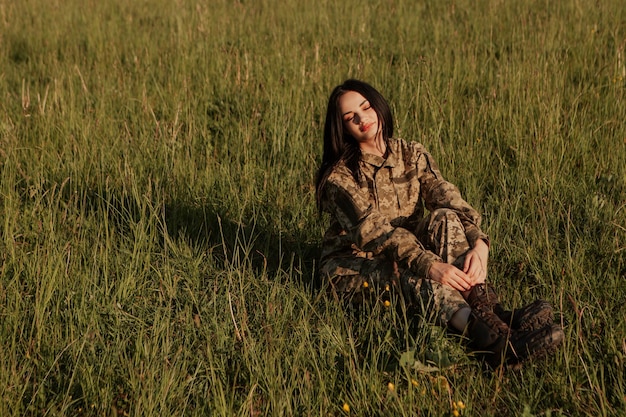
[315,79,563,367]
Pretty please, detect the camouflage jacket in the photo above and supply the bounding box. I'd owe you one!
[320,138,489,279]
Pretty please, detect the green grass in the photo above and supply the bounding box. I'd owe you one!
[1,0,625,415]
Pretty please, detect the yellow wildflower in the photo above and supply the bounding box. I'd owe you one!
[384,300,391,307]
[363,281,369,288]
[342,402,350,413]
[387,382,395,392]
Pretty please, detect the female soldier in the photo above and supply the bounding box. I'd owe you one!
[315,79,563,367]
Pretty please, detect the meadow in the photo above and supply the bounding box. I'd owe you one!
[1,0,625,415]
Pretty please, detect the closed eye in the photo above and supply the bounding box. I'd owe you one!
[342,100,371,122]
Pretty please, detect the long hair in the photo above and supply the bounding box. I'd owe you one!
[315,79,394,212]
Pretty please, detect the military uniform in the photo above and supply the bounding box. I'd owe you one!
[320,138,489,324]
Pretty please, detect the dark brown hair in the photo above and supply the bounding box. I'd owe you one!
[315,79,394,212]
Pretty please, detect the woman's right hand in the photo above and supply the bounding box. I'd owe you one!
[427,262,473,292]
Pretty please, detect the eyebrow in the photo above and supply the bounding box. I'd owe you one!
[342,99,369,117]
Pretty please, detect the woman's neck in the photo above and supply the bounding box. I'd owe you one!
[359,135,387,157]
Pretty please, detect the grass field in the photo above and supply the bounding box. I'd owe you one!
[1,0,625,415]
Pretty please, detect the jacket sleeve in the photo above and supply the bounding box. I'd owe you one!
[416,149,490,248]
[323,170,442,278]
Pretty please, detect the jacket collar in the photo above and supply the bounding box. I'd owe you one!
[361,146,398,169]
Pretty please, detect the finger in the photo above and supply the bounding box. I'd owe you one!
[475,267,488,284]
[465,261,478,278]
[439,269,461,291]
[442,265,472,291]
[446,277,467,292]
[467,271,480,286]
[468,267,483,284]
[471,266,484,282]
[462,258,478,279]
[469,256,486,280]
[451,270,472,291]
[456,276,474,291]
[463,254,472,273]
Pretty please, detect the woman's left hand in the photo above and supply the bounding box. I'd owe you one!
[463,239,489,285]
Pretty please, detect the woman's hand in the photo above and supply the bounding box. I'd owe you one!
[428,262,473,292]
[463,239,489,285]
[427,240,489,291]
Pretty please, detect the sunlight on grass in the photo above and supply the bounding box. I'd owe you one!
[1,0,625,415]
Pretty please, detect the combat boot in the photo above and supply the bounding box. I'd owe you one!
[509,322,565,362]
[464,309,512,367]
[466,285,564,367]
[465,312,565,367]
[495,299,554,332]
[470,283,554,332]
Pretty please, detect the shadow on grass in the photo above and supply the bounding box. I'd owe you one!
[162,199,322,289]
[22,176,321,290]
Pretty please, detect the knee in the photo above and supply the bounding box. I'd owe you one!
[430,208,461,225]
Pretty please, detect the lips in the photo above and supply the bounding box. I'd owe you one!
[360,123,373,132]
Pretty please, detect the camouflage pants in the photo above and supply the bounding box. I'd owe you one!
[328,209,471,325]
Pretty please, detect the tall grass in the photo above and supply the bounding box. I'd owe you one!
[1,0,625,415]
